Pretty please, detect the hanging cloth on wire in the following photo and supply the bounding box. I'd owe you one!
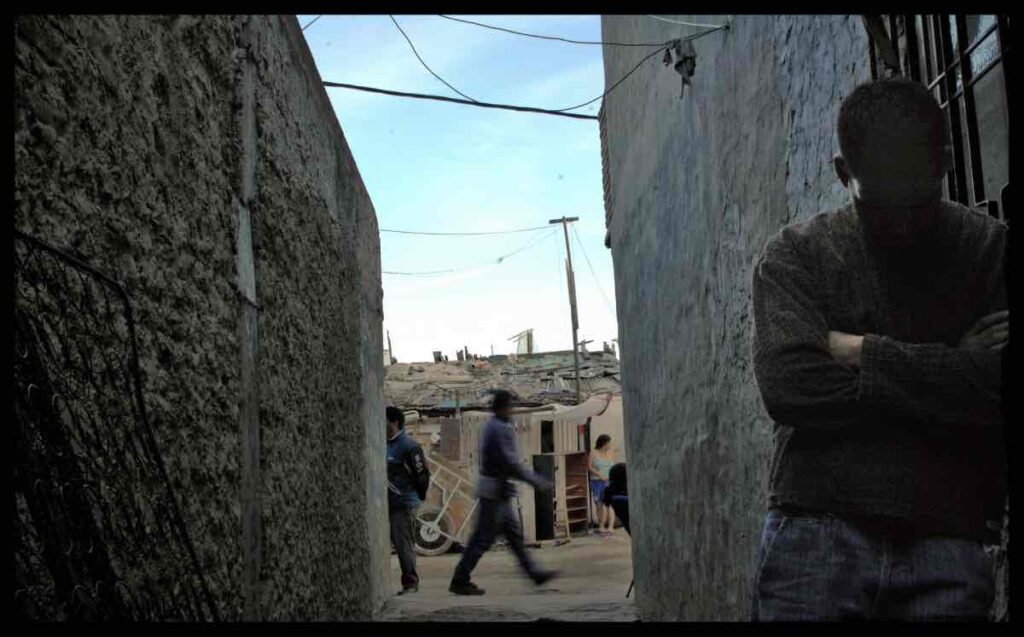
[663,38,698,99]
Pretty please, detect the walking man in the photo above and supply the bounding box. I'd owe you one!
[750,78,1007,621]
[449,390,559,595]
[387,406,431,595]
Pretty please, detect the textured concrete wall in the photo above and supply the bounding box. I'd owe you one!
[600,15,871,620]
[14,15,387,620]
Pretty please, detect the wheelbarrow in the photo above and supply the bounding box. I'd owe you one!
[413,456,478,556]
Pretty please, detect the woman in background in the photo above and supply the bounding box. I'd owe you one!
[588,434,616,536]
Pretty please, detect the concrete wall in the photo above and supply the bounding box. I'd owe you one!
[600,15,871,620]
[14,15,387,620]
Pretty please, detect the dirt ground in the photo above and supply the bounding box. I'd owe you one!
[381,530,636,622]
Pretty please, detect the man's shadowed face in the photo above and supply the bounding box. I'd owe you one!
[834,142,951,247]
[834,79,951,247]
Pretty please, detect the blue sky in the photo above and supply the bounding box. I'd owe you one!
[299,15,618,362]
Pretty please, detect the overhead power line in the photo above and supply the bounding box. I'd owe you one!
[383,228,558,276]
[551,45,665,112]
[389,15,478,102]
[381,224,549,236]
[301,15,323,32]
[571,225,616,316]
[552,23,727,112]
[645,15,728,30]
[323,81,599,120]
[325,41,661,118]
[438,14,670,48]
[325,22,726,117]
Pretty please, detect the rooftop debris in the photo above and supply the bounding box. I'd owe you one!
[385,350,621,413]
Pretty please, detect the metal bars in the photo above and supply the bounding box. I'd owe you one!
[13,230,219,622]
[869,15,1010,223]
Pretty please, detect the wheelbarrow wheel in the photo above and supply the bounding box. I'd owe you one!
[414,507,455,556]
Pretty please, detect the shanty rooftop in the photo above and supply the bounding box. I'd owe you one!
[384,350,621,413]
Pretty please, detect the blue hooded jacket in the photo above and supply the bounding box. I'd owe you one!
[386,429,430,510]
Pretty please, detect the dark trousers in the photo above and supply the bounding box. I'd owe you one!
[752,509,995,621]
[451,497,538,584]
[389,506,419,589]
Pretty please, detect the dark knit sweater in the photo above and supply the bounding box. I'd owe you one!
[752,199,1007,543]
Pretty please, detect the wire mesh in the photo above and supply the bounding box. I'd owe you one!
[13,230,219,622]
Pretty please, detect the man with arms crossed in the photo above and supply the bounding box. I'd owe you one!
[751,78,1007,621]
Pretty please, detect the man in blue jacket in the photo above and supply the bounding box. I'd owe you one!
[386,406,430,595]
[449,390,558,595]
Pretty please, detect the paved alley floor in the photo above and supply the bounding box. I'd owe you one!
[381,530,636,622]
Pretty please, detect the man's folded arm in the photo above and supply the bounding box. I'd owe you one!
[858,334,1002,426]
[752,233,869,430]
[754,231,1003,430]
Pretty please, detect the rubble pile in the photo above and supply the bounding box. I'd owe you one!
[385,351,621,413]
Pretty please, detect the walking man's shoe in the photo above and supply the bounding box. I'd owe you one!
[397,584,418,596]
[532,569,559,586]
[449,581,486,596]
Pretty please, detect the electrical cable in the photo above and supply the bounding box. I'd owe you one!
[323,81,598,120]
[389,14,478,102]
[551,25,724,112]
[437,14,670,48]
[551,45,666,112]
[571,224,616,316]
[383,228,558,276]
[326,46,664,117]
[301,15,323,32]
[325,19,727,117]
[381,224,549,236]
[645,15,727,29]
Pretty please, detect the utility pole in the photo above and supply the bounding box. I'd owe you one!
[549,216,581,404]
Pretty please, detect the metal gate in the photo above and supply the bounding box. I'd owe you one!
[13,230,219,621]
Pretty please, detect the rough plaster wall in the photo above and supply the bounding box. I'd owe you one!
[601,15,870,620]
[14,15,246,616]
[14,15,386,620]
[247,16,387,619]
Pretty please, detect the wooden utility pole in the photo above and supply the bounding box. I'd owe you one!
[549,216,582,404]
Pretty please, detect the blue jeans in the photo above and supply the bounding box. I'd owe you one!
[751,509,994,621]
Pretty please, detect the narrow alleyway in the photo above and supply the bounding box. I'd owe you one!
[381,532,636,621]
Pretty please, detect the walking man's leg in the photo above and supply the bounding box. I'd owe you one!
[500,499,552,584]
[390,507,419,592]
[450,499,501,593]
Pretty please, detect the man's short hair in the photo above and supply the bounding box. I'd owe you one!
[491,389,512,413]
[386,406,405,428]
[837,78,948,171]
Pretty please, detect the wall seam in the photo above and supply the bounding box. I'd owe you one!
[236,14,262,622]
